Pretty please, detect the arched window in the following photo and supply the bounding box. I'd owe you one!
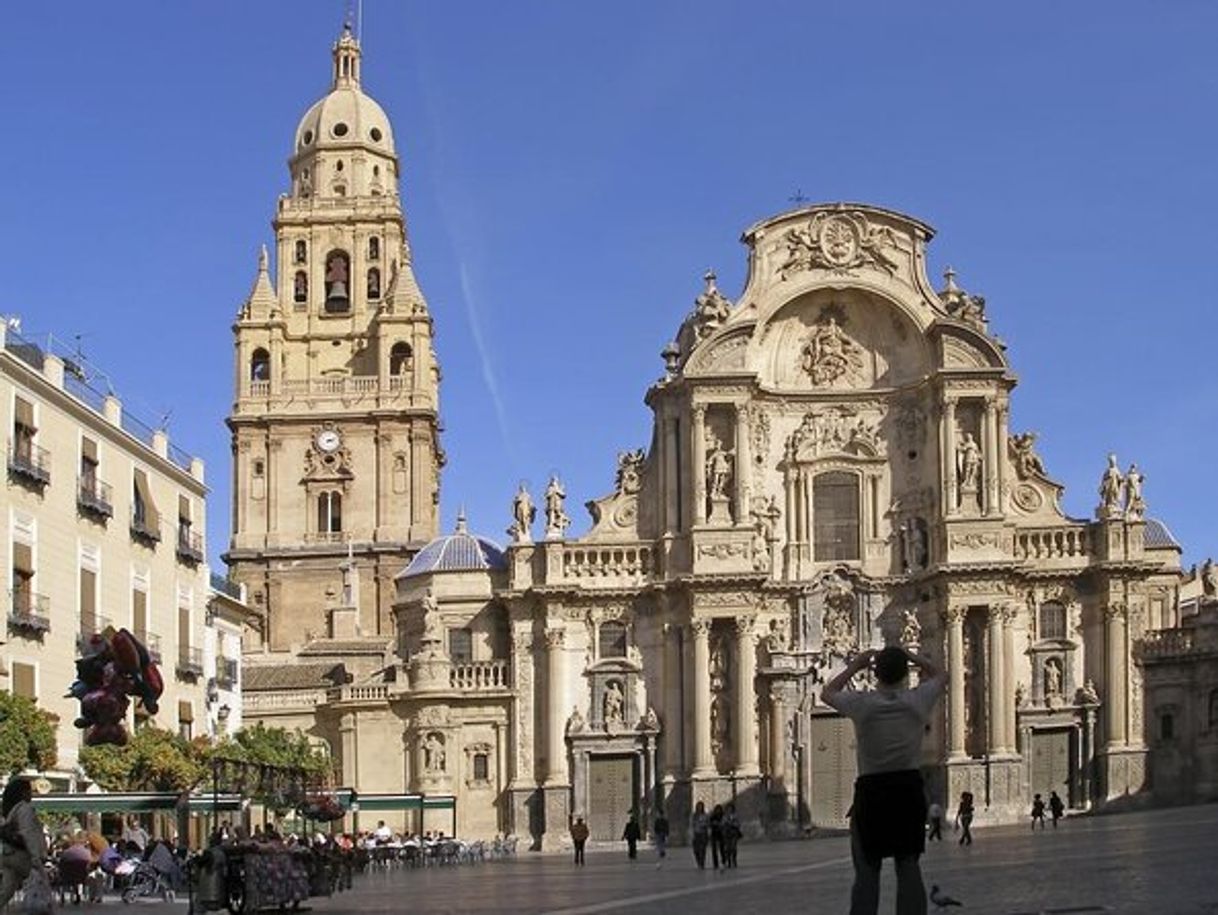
[1160,712,1174,742]
[324,251,350,313]
[368,236,380,261]
[1039,602,1066,640]
[389,342,412,376]
[317,491,342,534]
[293,271,308,304]
[813,471,860,561]
[250,348,270,382]
[294,240,307,264]
[367,268,381,300]
[599,621,627,658]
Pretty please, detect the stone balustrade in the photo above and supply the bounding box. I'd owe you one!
[560,544,654,583]
[1136,628,1213,660]
[239,376,432,411]
[1014,525,1091,561]
[244,689,328,711]
[327,683,393,703]
[450,660,510,691]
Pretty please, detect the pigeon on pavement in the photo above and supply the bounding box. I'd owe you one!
[930,884,963,908]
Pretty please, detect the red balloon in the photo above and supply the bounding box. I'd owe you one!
[111,629,141,674]
[84,722,128,747]
[142,663,164,699]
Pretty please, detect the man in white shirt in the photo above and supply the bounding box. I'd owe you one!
[823,645,945,915]
[374,820,392,843]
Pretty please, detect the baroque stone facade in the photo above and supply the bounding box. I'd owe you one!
[234,28,1190,845]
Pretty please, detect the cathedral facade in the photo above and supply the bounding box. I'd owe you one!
[233,28,1185,845]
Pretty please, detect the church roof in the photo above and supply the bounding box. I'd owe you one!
[398,512,506,578]
[242,662,348,692]
[1144,518,1181,550]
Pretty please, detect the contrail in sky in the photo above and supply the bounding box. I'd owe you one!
[457,261,515,463]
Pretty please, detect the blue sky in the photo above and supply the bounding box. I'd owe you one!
[5,1,1216,567]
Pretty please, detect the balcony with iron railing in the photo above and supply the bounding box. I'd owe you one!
[9,589,51,636]
[176,527,204,564]
[137,632,162,664]
[176,646,204,679]
[8,441,50,488]
[130,508,161,546]
[77,615,113,652]
[77,475,114,520]
[216,656,238,689]
[209,572,242,601]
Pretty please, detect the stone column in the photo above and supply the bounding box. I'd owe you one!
[691,618,714,777]
[987,605,1004,754]
[733,616,760,777]
[692,405,707,526]
[942,397,958,516]
[1002,604,1017,753]
[768,685,788,793]
[1104,605,1128,747]
[544,627,568,785]
[983,397,999,516]
[734,405,751,524]
[946,607,966,758]
[663,622,683,777]
[996,399,1010,514]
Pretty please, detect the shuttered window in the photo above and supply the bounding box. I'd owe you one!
[178,606,191,652]
[813,471,860,562]
[133,589,148,639]
[14,397,34,431]
[12,662,35,700]
[133,469,159,528]
[80,568,97,631]
[12,543,33,610]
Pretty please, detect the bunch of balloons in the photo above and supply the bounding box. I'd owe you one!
[66,627,164,746]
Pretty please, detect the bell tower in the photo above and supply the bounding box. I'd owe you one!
[225,24,442,652]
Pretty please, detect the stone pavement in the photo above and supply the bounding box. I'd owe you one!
[119,805,1218,914]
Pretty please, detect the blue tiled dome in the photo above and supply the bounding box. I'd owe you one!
[398,512,506,578]
[1143,518,1181,550]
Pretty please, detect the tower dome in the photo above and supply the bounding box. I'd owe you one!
[288,24,399,200]
[397,513,507,579]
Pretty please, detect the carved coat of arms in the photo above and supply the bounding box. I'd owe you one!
[781,212,900,278]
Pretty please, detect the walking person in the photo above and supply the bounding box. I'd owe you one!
[690,802,710,870]
[955,791,974,846]
[926,801,943,841]
[622,811,641,860]
[653,808,670,867]
[570,816,589,866]
[1031,794,1046,831]
[0,777,48,908]
[823,645,946,915]
[1048,791,1064,828]
[708,803,725,871]
[721,803,741,868]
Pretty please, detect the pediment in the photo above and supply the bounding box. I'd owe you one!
[934,324,1007,371]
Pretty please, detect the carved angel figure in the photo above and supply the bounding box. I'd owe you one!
[615,450,645,495]
[1099,454,1124,514]
[1009,432,1047,479]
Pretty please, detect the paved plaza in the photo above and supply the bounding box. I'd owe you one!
[126,805,1217,915]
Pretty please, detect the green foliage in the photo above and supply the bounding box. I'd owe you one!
[0,691,58,774]
[79,727,206,792]
[211,724,332,813]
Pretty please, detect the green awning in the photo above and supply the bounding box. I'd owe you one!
[33,792,244,814]
[350,793,454,812]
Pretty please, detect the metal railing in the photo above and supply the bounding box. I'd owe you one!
[176,646,204,678]
[130,508,161,544]
[209,572,242,601]
[77,475,114,519]
[216,657,238,689]
[77,615,114,652]
[8,441,50,486]
[138,632,162,663]
[9,589,50,635]
[176,527,204,563]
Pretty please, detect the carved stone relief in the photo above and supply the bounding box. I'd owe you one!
[800,317,865,387]
[779,211,901,278]
[785,406,886,462]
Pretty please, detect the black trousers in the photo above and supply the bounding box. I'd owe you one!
[573,840,585,865]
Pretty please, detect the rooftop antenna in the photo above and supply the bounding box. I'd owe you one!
[157,409,173,432]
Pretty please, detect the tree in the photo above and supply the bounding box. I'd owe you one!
[0,691,57,775]
[211,724,332,813]
[79,727,206,792]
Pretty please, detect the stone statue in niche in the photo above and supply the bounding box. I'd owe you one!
[956,433,982,496]
[820,580,856,657]
[566,707,586,734]
[423,732,446,773]
[1044,657,1063,702]
[1124,463,1145,520]
[899,608,921,652]
[420,591,445,651]
[705,434,734,524]
[603,681,625,727]
[800,317,863,386]
[1009,432,1047,480]
[765,617,790,653]
[750,496,780,572]
[710,694,730,756]
[509,483,535,543]
[544,475,571,539]
[901,518,928,572]
[709,636,729,692]
[1098,454,1124,518]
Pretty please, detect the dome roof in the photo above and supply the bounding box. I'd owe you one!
[398,513,507,578]
[292,25,396,157]
[1144,518,1181,550]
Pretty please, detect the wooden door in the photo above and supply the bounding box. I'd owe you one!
[1030,728,1072,804]
[588,755,635,841]
[809,716,857,828]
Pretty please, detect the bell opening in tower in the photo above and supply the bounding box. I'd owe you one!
[324,250,351,313]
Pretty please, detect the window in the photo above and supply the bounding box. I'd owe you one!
[1039,602,1066,641]
[132,587,148,642]
[11,662,35,700]
[389,343,412,376]
[178,605,192,658]
[294,271,308,304]
[178,701,193,741]
[250,348,270,382]
[317,491,342,534]
[324,251,351,313]
[599,621,627,658]
[294,240,307,264]
[80,436,98,489]
[473,753,489,781]
[1160,712,1174,742]
[79,567,98,635]
[132,469,160,539]
[367,268,381,300]
[449,628,473,664]
[368,237,380,261]
[11,542,33,615]
[813,471,860,561]
[13,396,35,461]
